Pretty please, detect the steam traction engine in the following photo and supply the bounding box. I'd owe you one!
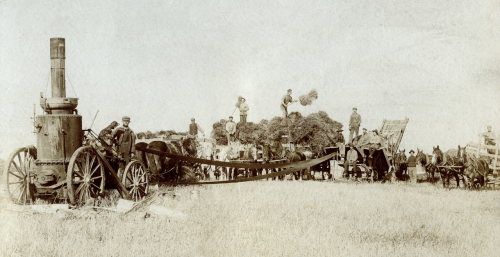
[3,38,148,205]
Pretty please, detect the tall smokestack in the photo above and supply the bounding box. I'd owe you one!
[50,38,66,98]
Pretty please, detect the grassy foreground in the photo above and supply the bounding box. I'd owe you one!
[1,180,499,257]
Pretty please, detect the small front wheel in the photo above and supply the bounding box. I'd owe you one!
[122,160,149,201]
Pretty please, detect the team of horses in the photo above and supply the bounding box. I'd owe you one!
[426,145,490,189]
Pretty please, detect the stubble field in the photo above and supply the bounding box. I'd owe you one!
[1,161,499,257]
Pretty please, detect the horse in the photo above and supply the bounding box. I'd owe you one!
[394,149,408,181]
[431,146,461,188]
[463,148,489,189]
[416,148,433,183]
[135,138,198,183]
[310,149,332,180]
[429,146,444,186]
[285,149,310,180]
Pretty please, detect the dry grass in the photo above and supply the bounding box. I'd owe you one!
[1,179,499,257]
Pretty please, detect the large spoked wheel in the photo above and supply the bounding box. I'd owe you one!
[122,160,149,201]
[67,146,105,206]
[3,147,37,205]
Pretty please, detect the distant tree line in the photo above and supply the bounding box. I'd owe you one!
[136,130,188,140]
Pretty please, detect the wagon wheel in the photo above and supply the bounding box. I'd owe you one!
[122,160,149,201]
[3,147,37,205]
[67,146,105,206]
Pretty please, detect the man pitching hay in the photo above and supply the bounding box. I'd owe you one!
[281,89,298,119]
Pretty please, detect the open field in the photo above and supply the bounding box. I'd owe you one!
[1,175,499,257]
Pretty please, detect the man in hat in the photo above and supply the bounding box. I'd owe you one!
[355,128,371,161]
[239,98,249,123]
[336,129,345,158]
[480,126,497,155]
[349,107,362,144]
[189,118,205,139]
[407,150,417,184]
[111,116,136,177]
[367,129,382,166]
[281,89,298,119]
[344,143,360,181]
[226,116,237,145]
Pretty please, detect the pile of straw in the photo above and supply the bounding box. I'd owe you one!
[299,89,318,106]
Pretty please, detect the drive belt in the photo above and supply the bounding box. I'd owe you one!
[136,145,334,169]
[160,152,335,185]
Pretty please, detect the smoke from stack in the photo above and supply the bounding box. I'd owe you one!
[299,89,318,106]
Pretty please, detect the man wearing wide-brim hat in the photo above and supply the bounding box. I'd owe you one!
[112,116,136,177]
[239,97,249,124]
[407,150,417,184]
[348,107,362,144]
[367,129,381,167]
[335,129,346,158]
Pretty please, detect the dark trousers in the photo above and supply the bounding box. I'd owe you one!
[368,143,380,158]
[118,152,131,177]
[344,161,360,177]
[240,115,247,123]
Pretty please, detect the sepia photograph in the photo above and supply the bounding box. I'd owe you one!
[0,0,499,256]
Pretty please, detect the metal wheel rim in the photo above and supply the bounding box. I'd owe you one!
[3,147,36,205]
[67,146,105,205]
[123,160,149,201]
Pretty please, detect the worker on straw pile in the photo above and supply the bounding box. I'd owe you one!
[226,116,237,145]
[281,89,298,119]
[367,129,382,166]
[336,129,346,158]
[111,116,136,177]
[407,150,417,184]
[344,143,360,181]
[189,118,205,139]
[355,128,371,162]
[480,125,496,155]
[239,98,249,123]
[349,107,362,144]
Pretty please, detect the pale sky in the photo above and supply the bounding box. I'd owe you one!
[1,0,499,159]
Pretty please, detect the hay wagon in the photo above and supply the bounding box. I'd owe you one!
[3,38,149,206]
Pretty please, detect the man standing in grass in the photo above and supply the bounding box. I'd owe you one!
[344,143,360,181]
[407,150,417,184]
[112,116,136,178]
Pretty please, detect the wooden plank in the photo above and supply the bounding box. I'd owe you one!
[467,142,500,151]
[382,148,391,168]
[92,147,131,200]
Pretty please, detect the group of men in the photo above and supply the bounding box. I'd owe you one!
[342,107,389,182]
